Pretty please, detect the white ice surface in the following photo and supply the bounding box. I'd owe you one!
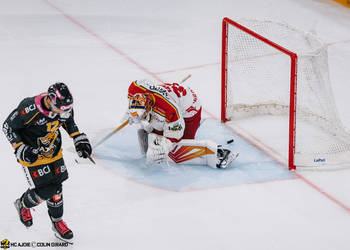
[1,0,350,250]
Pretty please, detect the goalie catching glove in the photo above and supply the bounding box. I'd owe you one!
[146,133,173,164]
[73,133,92,158]
[15,144,39,164]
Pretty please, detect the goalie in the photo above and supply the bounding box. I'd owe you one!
[125,79,238,168]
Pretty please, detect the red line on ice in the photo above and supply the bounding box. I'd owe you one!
[42,0,163,83]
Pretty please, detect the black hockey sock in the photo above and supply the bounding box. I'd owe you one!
[47,190,63,219]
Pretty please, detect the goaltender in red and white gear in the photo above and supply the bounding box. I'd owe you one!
[126,79,238,168]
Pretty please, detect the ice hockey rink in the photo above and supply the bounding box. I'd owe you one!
[1,0,350,249]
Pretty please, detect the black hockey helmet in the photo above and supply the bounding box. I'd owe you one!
[48,82,73,110]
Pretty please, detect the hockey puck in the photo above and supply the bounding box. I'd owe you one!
[227,139,234,144]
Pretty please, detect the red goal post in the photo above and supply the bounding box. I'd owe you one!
[220,17,350,171]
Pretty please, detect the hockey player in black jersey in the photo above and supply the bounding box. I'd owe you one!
[2,82,92,243]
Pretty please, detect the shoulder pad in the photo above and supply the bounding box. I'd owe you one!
[18,97,37,116]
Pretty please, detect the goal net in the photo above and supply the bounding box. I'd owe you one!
[221,17,350,170]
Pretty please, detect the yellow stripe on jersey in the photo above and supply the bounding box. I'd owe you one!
[19,148,63,167]
[24,112,40,125]
[69,131,80,138]
[153,92,180,122]
[133,81,147,91]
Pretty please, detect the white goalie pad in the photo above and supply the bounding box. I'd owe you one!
[137,129,148,155]
[168,139,238,169]
[146,134,238,168]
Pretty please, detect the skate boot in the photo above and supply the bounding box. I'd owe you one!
[216,145,239,168]
[14,198,33,228]
[51,216,73,243]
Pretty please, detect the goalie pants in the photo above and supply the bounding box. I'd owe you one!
[20,158,68,219]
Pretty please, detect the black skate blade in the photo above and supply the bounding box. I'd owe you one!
[54,233,73,245]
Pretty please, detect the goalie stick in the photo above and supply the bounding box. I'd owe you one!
[71,119,129,164]
[179,74,191,83]
[93,119,130,149]
[92,74,192,149]
[94,74,192,148]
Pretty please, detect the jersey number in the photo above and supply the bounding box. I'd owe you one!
[46,121,60,132]
[161,83,187,98]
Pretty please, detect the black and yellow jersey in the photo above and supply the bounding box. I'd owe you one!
[3,93,80,167]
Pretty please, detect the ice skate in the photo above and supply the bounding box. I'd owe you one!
[14,198,33,228]
[51,217,74,244]
[216,146,239,169]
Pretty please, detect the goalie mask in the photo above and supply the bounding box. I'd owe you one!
[128,80,155,120]
[128,93,154,120]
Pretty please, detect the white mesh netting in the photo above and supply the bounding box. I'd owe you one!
[224,19,350,168]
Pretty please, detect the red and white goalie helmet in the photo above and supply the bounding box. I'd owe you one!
[128,80,155,120]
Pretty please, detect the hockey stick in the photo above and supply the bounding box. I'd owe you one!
[93,119,130,149]
[71,120,129,164]
[73,153,96,165]
[180,74,191,83]
[87,155,96,164]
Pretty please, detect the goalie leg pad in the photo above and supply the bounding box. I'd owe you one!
[137,129,148,155]
[168,139,238,168]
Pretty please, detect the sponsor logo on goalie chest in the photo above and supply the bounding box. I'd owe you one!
[169,123,182,131]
